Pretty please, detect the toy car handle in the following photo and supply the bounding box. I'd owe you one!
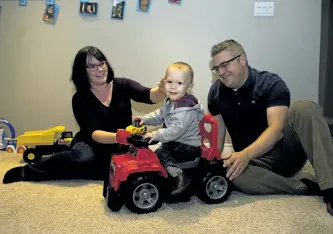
[116,129,159,147]
[127,135,159,148]
[0,119,15,138]
[116,129,131,145]
[148,138,159,146]
[131,135,159,145]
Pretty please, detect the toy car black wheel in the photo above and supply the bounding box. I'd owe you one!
[124,175,164,214]
[106,185,123,212]
[23,148,42,164]
[196,170,231,204]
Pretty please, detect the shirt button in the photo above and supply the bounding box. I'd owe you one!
[238,102,241,105]
[235,93,237,95]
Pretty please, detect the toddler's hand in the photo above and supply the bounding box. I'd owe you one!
[133,116,144,127]
[143,132,153,143]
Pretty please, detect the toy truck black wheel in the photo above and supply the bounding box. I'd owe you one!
[124,175,164,214]
[196,170,231,204]
[23,148,42,164]
[106,185,123,212]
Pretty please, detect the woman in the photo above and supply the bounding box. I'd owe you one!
[3,46,165,184]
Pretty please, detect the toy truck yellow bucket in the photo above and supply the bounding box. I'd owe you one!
[16,126,66,146]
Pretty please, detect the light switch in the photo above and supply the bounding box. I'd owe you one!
[254,2,274,17]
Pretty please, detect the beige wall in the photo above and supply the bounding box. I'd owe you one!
[0,0,322,145]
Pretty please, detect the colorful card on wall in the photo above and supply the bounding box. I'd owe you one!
[136,0,151,13]
[111,0,125,20]
[42,3,59,25]
[46,0,55,5]
[19,0,27,6]
[79,0,87,14]
[169,0,181,4]
[80,2,98,15]
[43,4,55,23]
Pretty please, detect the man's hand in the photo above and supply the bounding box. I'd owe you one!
[222,151,250,181]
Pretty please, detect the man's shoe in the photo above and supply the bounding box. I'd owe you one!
[171,173,191,196]
[323,188,333,216]
[300,178,322,196]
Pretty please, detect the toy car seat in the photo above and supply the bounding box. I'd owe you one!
[199,114,220,161]
[176,114,220,169]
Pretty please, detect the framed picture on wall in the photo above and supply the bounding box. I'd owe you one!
[169,0,181,4]
[42,4,55,23]
[111,0,125,20]
[80,2,98,15]
[136,0,151,13]
[46,0,55,5]
[19,0,27,6]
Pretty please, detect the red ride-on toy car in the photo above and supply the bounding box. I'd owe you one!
[104,114,232,214]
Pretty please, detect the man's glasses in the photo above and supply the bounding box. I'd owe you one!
[211,54,242,73]
[86,61,107,71]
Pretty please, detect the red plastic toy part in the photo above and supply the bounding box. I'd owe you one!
[199,114,221,161]
[112,128,168,192]
[115,129,131,145]
[111,148,168,191]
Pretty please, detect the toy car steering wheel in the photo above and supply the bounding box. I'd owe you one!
[127,134,159,148]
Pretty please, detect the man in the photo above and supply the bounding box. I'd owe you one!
[208,39,333,216]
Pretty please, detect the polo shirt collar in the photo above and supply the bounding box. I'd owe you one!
[238,66,255,91]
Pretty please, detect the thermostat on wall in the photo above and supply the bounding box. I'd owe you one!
[254,2,275,17]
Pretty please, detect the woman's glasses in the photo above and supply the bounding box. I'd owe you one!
[86,61,107,72]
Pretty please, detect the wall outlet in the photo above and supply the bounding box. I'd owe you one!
[254,2,274,17]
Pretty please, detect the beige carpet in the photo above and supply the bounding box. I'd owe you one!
[0,152,332,234]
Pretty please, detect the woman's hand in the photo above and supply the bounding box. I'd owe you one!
[157,77,166,95]
[149,77,166,103]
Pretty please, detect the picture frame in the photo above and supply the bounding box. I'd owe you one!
[111,0,125,20]
[19,0,27,6]
[46,0,55,5]
[42,3,59,25]
[80,2,98,15]
[42,4,55,23]
[169,0,181,4]
[136,0,151,13]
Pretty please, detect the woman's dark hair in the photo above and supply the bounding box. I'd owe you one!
[71,46,115,91]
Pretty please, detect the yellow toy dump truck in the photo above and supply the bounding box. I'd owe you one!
[16,126,73,163]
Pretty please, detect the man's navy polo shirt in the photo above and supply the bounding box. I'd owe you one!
[208,66,290,152]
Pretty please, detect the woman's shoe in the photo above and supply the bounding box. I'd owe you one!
[3,167,23,184]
